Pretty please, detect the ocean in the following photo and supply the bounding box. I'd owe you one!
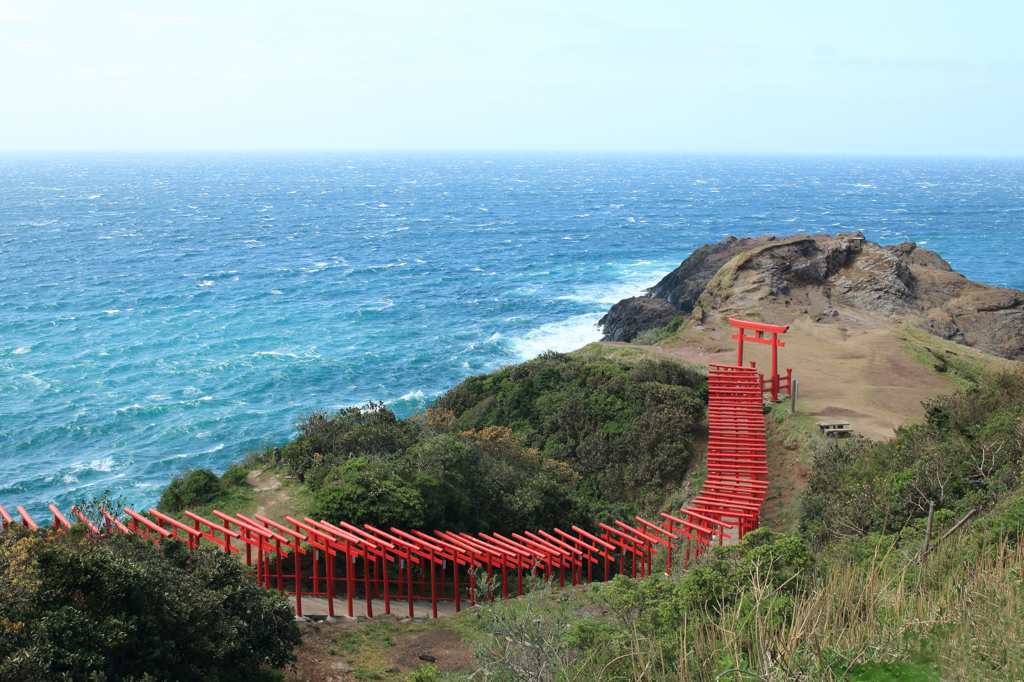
[2,153,1022,518]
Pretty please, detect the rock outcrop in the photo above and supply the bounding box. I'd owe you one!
[598,233,1024,362]
[597,297,679,343]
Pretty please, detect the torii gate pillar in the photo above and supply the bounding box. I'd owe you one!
[728,317,791,401]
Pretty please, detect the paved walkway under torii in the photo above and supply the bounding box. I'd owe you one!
[289,595,458,619]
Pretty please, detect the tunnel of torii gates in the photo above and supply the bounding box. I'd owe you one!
[1,318,790,619]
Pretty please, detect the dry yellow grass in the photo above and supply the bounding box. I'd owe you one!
[620,315,1019,441]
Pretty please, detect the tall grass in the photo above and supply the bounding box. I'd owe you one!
[631,316,685,346]
[470,534,1024,681]
[680,536,1021,681]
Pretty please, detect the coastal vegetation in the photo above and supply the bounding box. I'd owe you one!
[801,370,1024,548]
[251,348,709,535]
[139,336,1020,681]
[452,365,1024,681]
[0,521,299,682]
[459,526,1023,681]
[16,306,1022,679]
[630,315,686,346]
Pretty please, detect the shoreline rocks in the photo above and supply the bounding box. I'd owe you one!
[596,296,680,343]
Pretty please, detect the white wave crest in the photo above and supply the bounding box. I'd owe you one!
[64,456,117,475]
[557,264,673,307]
[252,351,299,359]
[501,313,604,361]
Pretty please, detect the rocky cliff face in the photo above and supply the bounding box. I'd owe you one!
[596,297,680,344]
[598,232,1024,362]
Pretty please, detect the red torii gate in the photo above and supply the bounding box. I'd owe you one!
[729,317,791,402]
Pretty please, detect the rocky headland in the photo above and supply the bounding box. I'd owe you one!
[599,232,1024,362]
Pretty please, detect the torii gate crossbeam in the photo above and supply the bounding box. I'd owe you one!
[728,317,791,401]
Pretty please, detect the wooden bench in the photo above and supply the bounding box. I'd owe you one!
[817,419,854,438]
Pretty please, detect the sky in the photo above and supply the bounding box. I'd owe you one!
[1,1,1022,155]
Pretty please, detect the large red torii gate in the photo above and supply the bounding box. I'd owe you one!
[729,317,792,402]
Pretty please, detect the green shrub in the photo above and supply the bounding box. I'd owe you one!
[241,442,276,469]
[432,351,707,513]
[265,350,705,532]
[221,463,250,488]
[801,370,1024,548]
[280,437,316,481]
[974,489,1024,546]
[407,664,441,682]
[570,530,814,653]
[294,402,419,464]
[0,526,300,682]
[309,459,426,530]
[157,468,224,513]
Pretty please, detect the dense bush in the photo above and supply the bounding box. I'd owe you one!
[220,463,250,488]
[0,525,300,682]
[595,528,814,645]
[305,426,592,535]
[473,529,817,681]
[472,526,1023,682]
[276,351,707,532]
[801,370,1024,548]
[309,459,427,530]
[157,468,224,513]
[432,351,707,512]
[974,487,1024,546]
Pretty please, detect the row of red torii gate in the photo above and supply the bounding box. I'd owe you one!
[0,318,789,619]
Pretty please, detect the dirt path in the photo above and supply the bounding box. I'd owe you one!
[246,468,299,521]
[289,616,474,681]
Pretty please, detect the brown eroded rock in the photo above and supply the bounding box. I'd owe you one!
[600,232,1024,362]
[596,296,680,342]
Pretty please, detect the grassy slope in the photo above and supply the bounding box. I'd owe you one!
[567,342,708,374]
[149,327,1020,681]
[446,333,1024,681]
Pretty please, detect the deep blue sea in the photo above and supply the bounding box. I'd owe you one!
[2,154,1022,519]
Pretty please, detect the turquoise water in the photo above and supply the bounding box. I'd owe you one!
[2,154,1022,518]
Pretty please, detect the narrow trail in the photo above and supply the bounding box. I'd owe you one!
[248,468,295,521]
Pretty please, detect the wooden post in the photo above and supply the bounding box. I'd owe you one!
[430,549,438,619]
[770,332,779,400]
[326,547,335,618]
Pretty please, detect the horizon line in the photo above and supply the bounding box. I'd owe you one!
[2,149,1024,161]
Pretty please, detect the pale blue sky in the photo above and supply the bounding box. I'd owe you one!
[1,1,1022,154]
